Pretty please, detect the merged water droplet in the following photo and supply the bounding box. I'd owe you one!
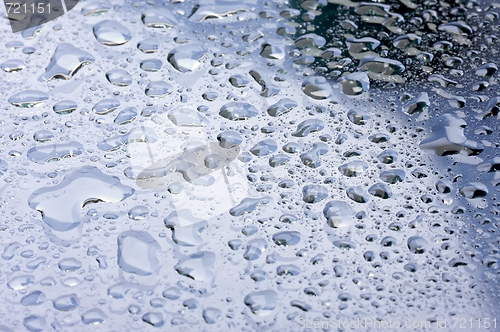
[244,290,277,316]
[7,275,35,290]
[292,119,324,137]
[28,166,134,233]
[459,182,488,199]
[145,81,174,98]
[338,72,370,95]
[420,114,484,156]
[27,142,84,163]
[302,184,328,203]
[202,308,221,324]
[8,90,48,108]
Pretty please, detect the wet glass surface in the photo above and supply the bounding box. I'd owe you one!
[0,0,499,330]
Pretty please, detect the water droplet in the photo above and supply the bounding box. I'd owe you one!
[7,275,35,290]
[302,76,332,100]
[244,290,277,316]
[98,126,158,151]
[114,107,138,125]
[219,102,259,120]
[203,308,221,324]
[81,308,108,324]
[117,231,161,275]
[407,236,428,254]
[53,294,80,310]
[23,315,46,332]
[168,44,207,72]
[175,251,215,281]
[145,81,174,98]
[39,43,94,81]
[137,39,159,53]
[250,140,277,156]
[20,291,45,306]
[142,9,178,27]
[140,58,163,72]
[1,59,25,72]
[164,210,207,246]
[243,238,267,260]
[93,20,132,46]
[459,183,488,199]
[323,201,354,228]
[273,231,301,246]
[128,205,149,220]
[106,69,132,86]
[28,166,134,233]
[27,142,84,163]
[8,90,48,108]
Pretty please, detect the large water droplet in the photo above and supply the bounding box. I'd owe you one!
[175,251,215,281]
[27,142,84,163]
[324,201,354,228]
[8,90,48,108]
[302,77,332,100]
[407,236,428,254]
[117,231,161,275]
[168,44,207,72]
[219,102,259,120]
[93,20,132,46]
[39,43,94,81]
[106,69,132,86]
[244,290,277,316]
[1,59,25,72]
[28,166,134,232]
[142,9,178,28]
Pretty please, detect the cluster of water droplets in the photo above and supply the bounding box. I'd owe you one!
[0,0,499,330]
